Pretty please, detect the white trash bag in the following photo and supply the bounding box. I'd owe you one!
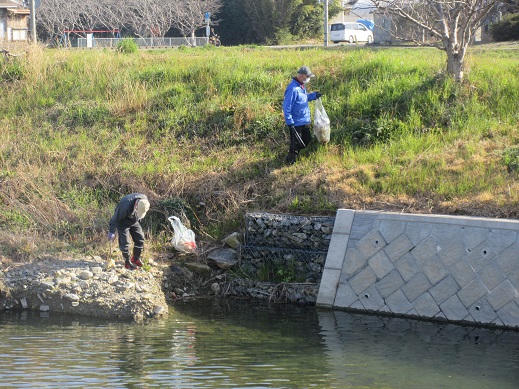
[313,97,330,143]
[168,216,197,253]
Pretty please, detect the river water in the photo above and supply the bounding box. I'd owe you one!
[0,298,517,388]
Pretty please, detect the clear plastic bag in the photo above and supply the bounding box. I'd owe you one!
[168,216,197,253]
[314,98,330,143]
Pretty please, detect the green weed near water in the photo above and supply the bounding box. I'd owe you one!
[1,44,519,260]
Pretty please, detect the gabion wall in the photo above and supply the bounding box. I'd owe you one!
[241,212,335,283]
[245,212,334,251]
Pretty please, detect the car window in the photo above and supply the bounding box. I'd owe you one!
[331,24,345,31]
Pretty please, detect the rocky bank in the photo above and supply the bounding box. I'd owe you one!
[0,252,320,321]
[0,213,331,321]
[0,255,168,321]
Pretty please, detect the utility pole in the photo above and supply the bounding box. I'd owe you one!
[205,12,210,45]
[323,0,329,47]
[30,0,36,43]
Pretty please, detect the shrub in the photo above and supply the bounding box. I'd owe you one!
[143,197,198,235]
[117,38,138,54]
[490,13,519,41]
[503,146,519,174]
[0,58,26,81]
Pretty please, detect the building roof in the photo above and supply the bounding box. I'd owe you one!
[0,1,21,9]
[8,8,29,14]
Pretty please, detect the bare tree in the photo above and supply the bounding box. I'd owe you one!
[75,0,102,33]
[170,0,222,43]
[37,0,222,45]
[37,0,82,44]
[96,0,127,34]
[123,0,160,38]
[149,1,181,37]
[368,0,500,81]
[38,0,123,44]
[119,0,222,45]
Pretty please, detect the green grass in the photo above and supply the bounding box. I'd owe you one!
[1,43,519,259]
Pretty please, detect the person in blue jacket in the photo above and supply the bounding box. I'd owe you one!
[283,66,322,165]
[108,193,150,270]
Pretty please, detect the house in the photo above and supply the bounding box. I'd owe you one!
[0,0,29,41]
[330,2,374,24]
[372,10,395,44]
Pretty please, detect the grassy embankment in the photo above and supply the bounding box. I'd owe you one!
[1,43,519,261]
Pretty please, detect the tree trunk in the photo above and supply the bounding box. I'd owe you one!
[446,50,464,82]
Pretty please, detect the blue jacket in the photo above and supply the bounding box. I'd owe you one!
[283,77,318,126]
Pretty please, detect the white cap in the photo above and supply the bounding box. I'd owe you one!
[136,199,150,219]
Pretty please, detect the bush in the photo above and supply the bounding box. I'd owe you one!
[503,146,519,174]
[143,197,198,235]
[117,38,138,53]
[269,28,294,46]
[0,58,26,81]
[490,13,519,41]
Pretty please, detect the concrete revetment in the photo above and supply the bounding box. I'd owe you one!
[317,209,519,329]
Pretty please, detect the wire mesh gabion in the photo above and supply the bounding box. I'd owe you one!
[245,212,335,251]
[239,245,327,283]
[241,212,334,283]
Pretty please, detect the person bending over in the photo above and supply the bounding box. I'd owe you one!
[108,193,150,270]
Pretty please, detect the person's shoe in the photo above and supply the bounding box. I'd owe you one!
[285,152,297,165]
[124,260,138,270]
[130,256,143,267]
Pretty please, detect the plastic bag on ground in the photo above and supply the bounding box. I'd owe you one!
[168,216,197,253]
[313,97,330,143]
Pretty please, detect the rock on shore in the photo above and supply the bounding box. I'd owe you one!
[0,256,168,321]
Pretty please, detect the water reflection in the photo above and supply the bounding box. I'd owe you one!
[0,300,517,388]
[172,299,333,388]
[318,309,519,388]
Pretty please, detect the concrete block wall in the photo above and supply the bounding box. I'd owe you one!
[317,209,519,329]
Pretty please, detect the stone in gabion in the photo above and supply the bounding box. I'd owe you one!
[245,212,334,251]
[241,213,334,283]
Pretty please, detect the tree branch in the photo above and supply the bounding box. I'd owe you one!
[0,48,26,60]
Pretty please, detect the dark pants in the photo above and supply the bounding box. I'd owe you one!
[117,221,144,261]
[289,124,312,154]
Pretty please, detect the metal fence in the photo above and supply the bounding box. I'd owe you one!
[77,37,209,48]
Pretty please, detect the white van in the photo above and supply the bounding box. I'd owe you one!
[330,22,373,44]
